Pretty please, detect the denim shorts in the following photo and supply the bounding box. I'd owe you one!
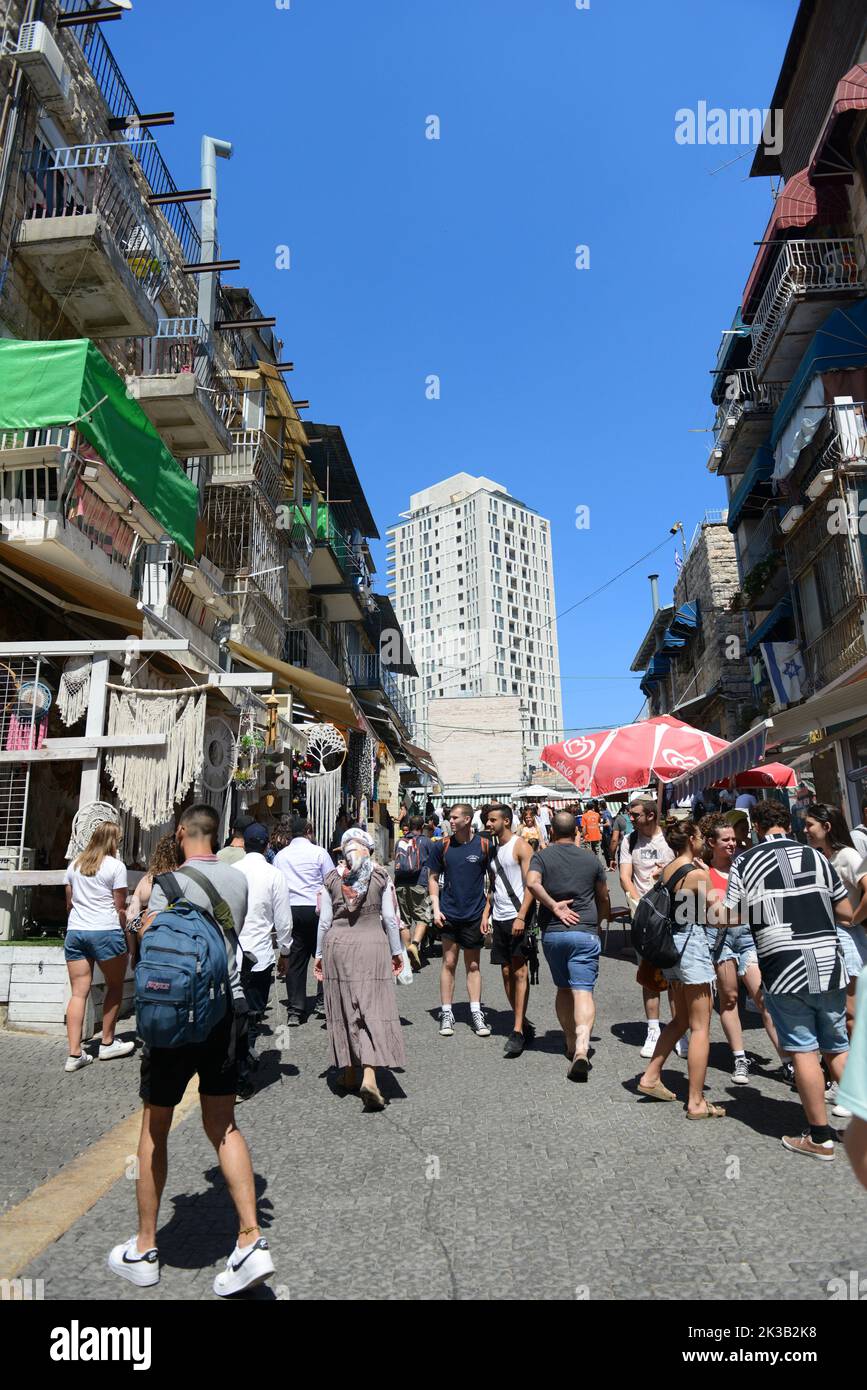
[706,925,758,977]
[542,930,600,991]
[839,927,866,980]
[663,925,716,986]
[64,927,127,963]
[764,988,849,1054]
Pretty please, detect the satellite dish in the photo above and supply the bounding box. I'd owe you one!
[201,716,236,793]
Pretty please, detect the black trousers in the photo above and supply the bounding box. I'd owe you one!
[284,905,323,1018]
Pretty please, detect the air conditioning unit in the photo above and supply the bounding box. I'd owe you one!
[9,22,71,106]
[780,504,804,534]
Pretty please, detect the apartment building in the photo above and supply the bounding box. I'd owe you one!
[699,0,867,812]
[0,2,425,895]
[385,472,563,774]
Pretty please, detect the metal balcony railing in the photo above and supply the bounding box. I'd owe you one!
[712,372,786,450]
[59,10,201,264]
[134,317,241,427]
[281,501,316,560]
[227,577,285,658]
[285,628,343,684]
[303,502,370,586]
[0,427,137,565]
[738,507,780,577]
[749,239,865,375]
[348,652,414,732]
[22,143,170,302]
[804,600,867,692]
[820,400,867,469]
[209,430,286,509]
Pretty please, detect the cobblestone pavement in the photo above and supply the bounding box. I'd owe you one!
[6,887,867,1301]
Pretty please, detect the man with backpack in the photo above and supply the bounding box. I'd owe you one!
[393,814,432,970]
[428,803,494,1037]
[483,804,537,1058]
[108,804,275,1298]
[619,798,675,1059]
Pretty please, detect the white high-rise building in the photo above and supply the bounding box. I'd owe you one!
[385,473,563,774]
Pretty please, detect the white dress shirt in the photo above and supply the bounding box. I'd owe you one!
[234,851,293,971]
[274,838,335,906]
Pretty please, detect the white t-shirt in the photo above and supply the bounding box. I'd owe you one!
[65,854,128,931]
[619,830,674,899]
[274,838,335,906]
[831,847,867,910]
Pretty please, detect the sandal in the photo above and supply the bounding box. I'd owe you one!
[359,1083,386,1112]
[686,1102,727,1119]
[637,1079,677,1101]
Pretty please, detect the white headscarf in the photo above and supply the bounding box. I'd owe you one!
[338,826,375,907]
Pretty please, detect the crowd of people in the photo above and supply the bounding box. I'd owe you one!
[57,787,867,1297]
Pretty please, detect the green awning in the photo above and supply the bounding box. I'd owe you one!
[0,338,197,557]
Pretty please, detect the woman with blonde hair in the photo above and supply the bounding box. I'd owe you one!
[63,819,133,1073]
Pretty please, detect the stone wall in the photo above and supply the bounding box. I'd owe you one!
[425,695,524,790]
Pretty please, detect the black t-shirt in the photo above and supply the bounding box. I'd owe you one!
[428,833,490,922]
[529,843,606,933]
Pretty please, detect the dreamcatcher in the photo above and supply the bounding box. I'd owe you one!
[57,655,92,727]
[305,724,346,849]
[65,801,120,861]
[1,663,51,752]
[201,716,237,796]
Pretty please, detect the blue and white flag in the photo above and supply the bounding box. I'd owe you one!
[674,549,683,572]
[760,641,805,706]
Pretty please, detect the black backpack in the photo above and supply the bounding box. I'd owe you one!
[630,863,694,968]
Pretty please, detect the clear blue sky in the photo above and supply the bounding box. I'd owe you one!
[110,0,798,733]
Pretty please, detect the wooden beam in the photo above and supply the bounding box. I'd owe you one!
[45,735,166,750]
[0,640,190,657]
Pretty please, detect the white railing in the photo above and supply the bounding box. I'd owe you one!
[134,317,240,427]
[0,427,137,565]
[821,400,867,469]
[749,239,865,374]
[22,143,170,302]
[713,371,786,450]
[209,429,286,508]
[738,507,779,578]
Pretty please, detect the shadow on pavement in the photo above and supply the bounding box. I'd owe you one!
[156,1168,274,1273]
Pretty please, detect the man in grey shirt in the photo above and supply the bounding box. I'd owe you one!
[527,811,611,1082]
[109,804,275,1299]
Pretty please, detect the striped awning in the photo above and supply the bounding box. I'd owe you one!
[664,720,772,800]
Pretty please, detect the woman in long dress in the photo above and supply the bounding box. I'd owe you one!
[314,828,407,1111]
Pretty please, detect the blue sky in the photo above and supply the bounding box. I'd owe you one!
[110,0,798,733]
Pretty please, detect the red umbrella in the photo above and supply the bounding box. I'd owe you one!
[715,763,796,790]
[541,716,729,796]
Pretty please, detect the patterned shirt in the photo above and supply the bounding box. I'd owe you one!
[723,835,849,995]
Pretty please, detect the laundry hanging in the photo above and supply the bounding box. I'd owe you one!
[105,689,206,830]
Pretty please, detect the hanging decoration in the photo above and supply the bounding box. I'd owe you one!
[290,748,308,815]
[105,689,206,830]
[201,716,237,795]
[57,655,92,727]
[66,801,120,861]
[347,729,375,799]
[304,723,346,849]
[232,707,265,794]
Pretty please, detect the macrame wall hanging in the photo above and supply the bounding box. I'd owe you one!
[58,655,92,727]
[66,801,120,861]
[348,729,375,798]
[305,723,346,849]
[105,689,206,830]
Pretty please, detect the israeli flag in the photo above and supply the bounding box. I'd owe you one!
[760,641,805,706]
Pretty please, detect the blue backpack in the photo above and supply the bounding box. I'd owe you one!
[135,869,232,1049]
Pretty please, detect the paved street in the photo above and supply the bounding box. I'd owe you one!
[2,882,865,1302]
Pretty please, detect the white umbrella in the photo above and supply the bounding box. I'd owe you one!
[517,784,564,798]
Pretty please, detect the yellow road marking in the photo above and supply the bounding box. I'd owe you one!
[0,1080,200,1280]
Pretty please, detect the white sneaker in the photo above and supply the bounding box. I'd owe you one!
[107,1236,160,1287]
[640,1027,660,1059]
[64,1050,94,1073]
[99,1039,135,1061]
[832,1100,853,1118]
[213,1237,275,1297]
[675,1034,690,1059]
[439,1008,455,1036]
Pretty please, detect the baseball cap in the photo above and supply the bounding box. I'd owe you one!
[243,822,271,851]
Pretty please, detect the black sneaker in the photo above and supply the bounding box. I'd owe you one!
[503,1031,525,1058]
[470,1009,491,1037]
[287,1014,302,1028]
[523,1019,536,1044]
[313,1003,326,1021]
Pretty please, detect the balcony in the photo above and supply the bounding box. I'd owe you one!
[749,239,866,382]
[348,652,414,733]
[819,400,867,471]
[738,506,782,581]
[202,483,288,619]
[225,576,286,659]
[0,427,158,593]
[16,144,169,338]
[804,601,867,692]
[126,319,239,458]
[278,502,315,589]
[209,430,286,510]
[711,371,786,476]
[285,628,343,685]
[304,503,370,621]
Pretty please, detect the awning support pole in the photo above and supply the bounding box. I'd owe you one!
[79,655,109,807]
